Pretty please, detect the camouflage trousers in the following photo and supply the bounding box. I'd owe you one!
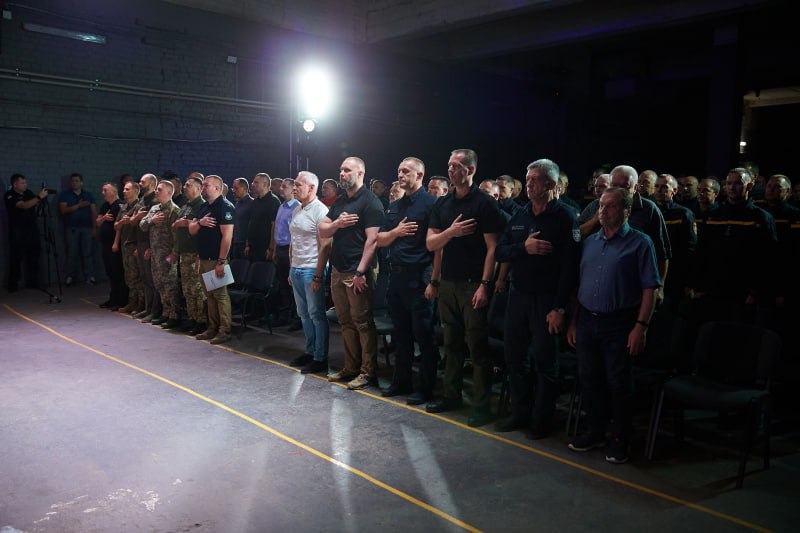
[179,252,206,323]
[151,249,181,320]
[122,242,143,306]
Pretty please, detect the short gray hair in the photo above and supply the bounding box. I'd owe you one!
[526,158,560,185]
[297,171,319,189]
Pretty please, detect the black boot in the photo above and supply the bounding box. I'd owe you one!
[528,373,558,440]
[494,370,531,432]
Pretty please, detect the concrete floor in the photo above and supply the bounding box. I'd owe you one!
[1,283,798,532]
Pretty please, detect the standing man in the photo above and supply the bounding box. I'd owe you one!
[115,181,144,314]
[427,176,449,198]
[495,159,580,438]
[165,172,186,207]
[287,171,332,374]
[567,187,661,464]
[318,157,385,390]
[140,180,181,328]
[653,174,696,312]
[58,172,97,285]
[130,174,160,322]
[637,170,657,201]
[579,166,671,305]
[189,175,235,344]
[246,173,281,263]
[676,175,700,214]
[377,157,441,405]
[230,177,253,260]
[426,148,505,427]
[95,182,127,310]
[496,175,520,219]
[170,175,207,335]
[270,178,300,327]
[689,168,777,323]
[5,173,48,292]
[320,179,339,207]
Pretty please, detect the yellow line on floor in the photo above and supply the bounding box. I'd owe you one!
[220,338,772,532]
[2,304,482,533]
[62,302,775,532]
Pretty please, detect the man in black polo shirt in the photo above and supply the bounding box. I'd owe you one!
[426,148,506,427]
[376,157,441,405]
[5,173,48,292]
[495,159,580,438]
[245,173,280,262]
[95,181,127,310]
[189,175,235,345]
[319,157,385,391]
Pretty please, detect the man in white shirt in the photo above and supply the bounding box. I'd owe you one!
[287,171,332,374]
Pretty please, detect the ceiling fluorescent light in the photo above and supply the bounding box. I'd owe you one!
[22,22,106,45]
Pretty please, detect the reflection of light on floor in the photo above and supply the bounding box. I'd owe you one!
[401,425,459,518]
[331,397,355,528]
[287,371,305,403]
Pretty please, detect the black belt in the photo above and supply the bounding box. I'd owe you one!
[580,305,639,318]
[277,244,290,249]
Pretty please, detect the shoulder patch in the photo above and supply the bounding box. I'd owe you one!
[572,229,581,242]
[224,211,233,221]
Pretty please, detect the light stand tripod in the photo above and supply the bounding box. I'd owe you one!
[37,192,62,303]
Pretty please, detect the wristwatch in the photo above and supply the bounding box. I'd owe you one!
[554,308,566,315]
[354,270,365,278]
[430,279,441,287]
[480,279,492,287]
[217,258,227,265]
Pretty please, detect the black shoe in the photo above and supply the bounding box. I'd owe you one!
[300,359,328,374]
[494,415,530,433]
[161,318,181,329]
[605,437,630,464]
[99,300,112,309]
[287,320,303,332]
[150,316,167,326]
[290,354,313,367]
[468,408,492,428]
[380,384,412,398]
[406,391,432,406]
[426,397,463,413]
[568,433,608,452]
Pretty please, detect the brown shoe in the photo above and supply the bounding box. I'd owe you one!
[117,303,135,314]
[328,369,359,383]
[209,333,231,345]
[347,373,378,390]
[195,330,218,341]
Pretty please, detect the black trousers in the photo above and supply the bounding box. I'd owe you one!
[575,307,638,441]
[386,265,437,395]
[503,289,559,430]
[101,242,128,306]
[8,225,41,289]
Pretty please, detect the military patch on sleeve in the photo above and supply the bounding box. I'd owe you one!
[224,211,233,221]
[573,228,581,242]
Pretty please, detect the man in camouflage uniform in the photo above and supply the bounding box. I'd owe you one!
[131,174,160,321]
[169,174,207,335]
[115,181,144,314]
[140,180,182,328]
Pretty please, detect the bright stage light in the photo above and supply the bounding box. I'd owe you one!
[302,119,316,133]
[296,65,335,120]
